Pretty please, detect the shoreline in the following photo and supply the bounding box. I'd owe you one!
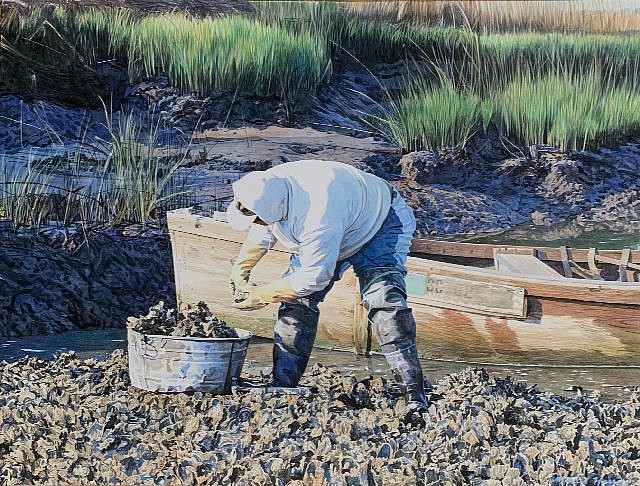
[1,331,638,403]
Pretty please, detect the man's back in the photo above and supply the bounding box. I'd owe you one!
[237,159,392,259]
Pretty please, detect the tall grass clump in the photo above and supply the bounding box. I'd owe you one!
[0,6,134,64]
[493,74,640,151]
[0,114,190,230]
[128,13,330,98]
[0,160,58,228]
[384,71,640,153]
[100,113,189,225]
[1,6,330,100]
[255,1,468,63]
[466,33,640,96]
[381,79,483,152]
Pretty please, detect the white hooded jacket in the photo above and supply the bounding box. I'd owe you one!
[231,160,392,296]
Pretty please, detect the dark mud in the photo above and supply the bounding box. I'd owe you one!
[396,140,640,236]
[3,63,640,237]
[1,350,639,484]
[0,226,174,336]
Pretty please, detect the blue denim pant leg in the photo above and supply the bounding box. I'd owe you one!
[349,189,416,354]
[273,190,427,407]
[348,191,428,408]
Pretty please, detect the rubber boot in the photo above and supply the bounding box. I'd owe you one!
[272,297,320,387]
[384,336,429,411]
[362,276,429,414]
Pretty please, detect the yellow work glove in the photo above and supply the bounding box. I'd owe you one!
[232,277,300,311]
[229,242,268,301]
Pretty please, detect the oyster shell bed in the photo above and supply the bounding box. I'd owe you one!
[1,351,639,485]
[127,301,239,339]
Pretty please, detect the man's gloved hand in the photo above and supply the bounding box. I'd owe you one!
[229,242,268,300]
[232,277,300,311]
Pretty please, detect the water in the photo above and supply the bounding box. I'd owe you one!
[1,329,636,402]
[469,224,640,250]
[0,328,127,362]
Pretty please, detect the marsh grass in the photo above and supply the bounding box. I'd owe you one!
[382,71,640,153]
[257,2,640,152]
[3,3,640,153]
[379,79,483,153]
[129,13,329,97]
[493,73,640,151]
[0,113,190,230]
[1,6,330,100]
[255,1,467,62]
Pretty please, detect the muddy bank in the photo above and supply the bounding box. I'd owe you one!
[2,64,640,237]
[396,140,640,236]
[0,226,174,336]
[1,350,639,484]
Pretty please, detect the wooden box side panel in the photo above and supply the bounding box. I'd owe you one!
[406,256,640,305]
[405,261,526,318]
[171,230,358,352]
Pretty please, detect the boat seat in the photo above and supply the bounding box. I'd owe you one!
[494,251,564,279]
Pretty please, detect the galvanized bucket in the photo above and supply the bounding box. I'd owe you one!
[127,328,252,394]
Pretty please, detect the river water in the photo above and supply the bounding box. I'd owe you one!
[469,224,640,250]
[1,329,637,402]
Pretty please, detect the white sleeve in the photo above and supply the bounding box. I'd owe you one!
[245,224,277,249]
[287,224,343,296]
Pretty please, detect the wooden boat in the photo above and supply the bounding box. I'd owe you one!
[167,208,640,366]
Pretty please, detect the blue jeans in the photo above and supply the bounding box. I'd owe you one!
[272,189,428,408]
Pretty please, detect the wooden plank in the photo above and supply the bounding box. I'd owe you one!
[403,296,640,366]
[620,248,631,282]
[596,254,640,272]
[559,246,573,278]
[405,264,526,318]
[168,212,640,267]
[169,229,185,306]
[353,283,369,355]
[494,252,564,280]
[167,208,294,252]
[411,238,640,265]
[587,248,602,278]
[407,256,640,305]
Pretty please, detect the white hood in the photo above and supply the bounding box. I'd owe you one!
[231,171,289,225]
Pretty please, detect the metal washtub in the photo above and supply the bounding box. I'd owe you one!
[127,328,252,394]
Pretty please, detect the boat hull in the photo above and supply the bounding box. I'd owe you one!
[168,209,640,366]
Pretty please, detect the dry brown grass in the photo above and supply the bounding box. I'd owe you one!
[347,1,640,34]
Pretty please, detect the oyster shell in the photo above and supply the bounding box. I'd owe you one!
[1,354,638,484]
[127,301,238,338]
